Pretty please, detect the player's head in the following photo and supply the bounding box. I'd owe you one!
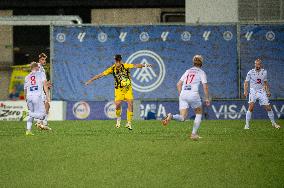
[254,58,262,71]
[114,54,122,67]
[30,61,39,72]
[193,55,203,67]
[38,53,47,65]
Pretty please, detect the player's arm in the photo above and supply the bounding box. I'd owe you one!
[202,83,210,106]
[24,89,27,101]
[85,72,105,86]
[43,80,50,102]
[133,64,152,68]
[244,81,249,97]
[264,81,271,97]
[177,80,182,96]
[244,71,251,97]
[24,78,28,102]
[200,71,210,106]
[263,70,271,97]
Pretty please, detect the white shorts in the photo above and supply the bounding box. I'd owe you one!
[179,93,202,110]
[27,95,46,115]
[248,90,270,106]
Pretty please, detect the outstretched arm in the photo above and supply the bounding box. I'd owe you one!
[85,72,105,86]
[133,64,152,68]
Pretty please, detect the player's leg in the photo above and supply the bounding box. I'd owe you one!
[42,101,50,127]
[245,92,256,129]
[173,108,188,121]
[190,107,202,140]
[126,99,133,130]
[29,96,46,120]
[114,100,122,128]
[26,99,34,135]
[189,96,203,140]
[125,88,134,130]
[245,102,254,129]
[162,96,188,126]
[260,94,280,129]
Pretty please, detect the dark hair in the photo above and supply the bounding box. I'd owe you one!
[39,53,47,59]
[114,54,122,61]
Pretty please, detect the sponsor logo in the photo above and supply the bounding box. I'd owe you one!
[56,33,66,43]
[203,31,211,41]
[181,31,191,41]
[72,101,90,119]
[98,32,108,42]
[161,31,169,41]
[245,31,253,41]
[126,50,166,92]
[0,102,26,121]
[223,31,233,41]
[104,101,117,119]
[139,32,149,42]
[119,32,127,42]
[212,104,247,119]
[140,103,166,119]
[78,32,86,42]
[266,31,275,41]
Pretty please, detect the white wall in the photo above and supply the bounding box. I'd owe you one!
[186,0,238,23]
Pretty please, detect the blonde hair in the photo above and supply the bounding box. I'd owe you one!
[30,61,38,70]
[193,55,203,67]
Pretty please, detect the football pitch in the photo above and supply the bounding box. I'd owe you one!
[0,120,283,188]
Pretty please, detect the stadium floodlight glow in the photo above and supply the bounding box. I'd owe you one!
[0,15,82,25]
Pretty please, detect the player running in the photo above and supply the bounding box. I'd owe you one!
[35,53,52,130]
[85,54,151,130]
[24,62,50,135]
[162,55,210,140]
[244,58,280,129]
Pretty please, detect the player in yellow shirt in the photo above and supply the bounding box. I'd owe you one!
[85,54,151,130]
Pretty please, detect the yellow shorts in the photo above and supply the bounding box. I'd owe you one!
[114,87,133,101]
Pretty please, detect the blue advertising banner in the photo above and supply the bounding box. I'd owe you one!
[240,24,284,99]
[52,25,238,100]
[140,100,284,120]
[66,101,128,120]
[66,100,284,120]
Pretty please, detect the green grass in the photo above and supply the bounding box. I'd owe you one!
[0,120,283,188]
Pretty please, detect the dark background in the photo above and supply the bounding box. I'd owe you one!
[0,0,184,65]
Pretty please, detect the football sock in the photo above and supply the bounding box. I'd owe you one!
[173,114,185,121]
[246,111,252,126]
[116,108,121,118]
[43,114,48,126]
[27,116,33,130]
[192,114,202,135]
[267,110,276,124]
[127,110,133,123]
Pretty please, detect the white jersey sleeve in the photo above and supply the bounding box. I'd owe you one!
[263,70,267,81]
[245,70,251,82]
[200,71,207,84]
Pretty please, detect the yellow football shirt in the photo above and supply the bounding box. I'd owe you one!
[103,63,134,89]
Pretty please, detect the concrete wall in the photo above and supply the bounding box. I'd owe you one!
[0,10,13,67]
[91,8,161,24]
[186,0,238,23]
[0,10,13,100]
